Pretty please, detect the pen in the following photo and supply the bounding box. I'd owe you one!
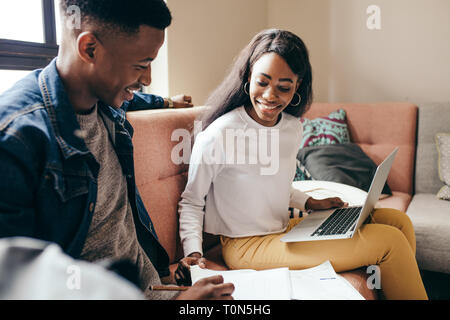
[150,285,190,291]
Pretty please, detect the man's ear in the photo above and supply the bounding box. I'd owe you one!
[77,32,99,63]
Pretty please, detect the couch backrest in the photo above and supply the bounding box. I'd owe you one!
[415,103,450,194]
[303,103,418,195]
[127,107,205,264]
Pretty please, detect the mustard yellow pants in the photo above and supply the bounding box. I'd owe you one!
[221,208,428,300]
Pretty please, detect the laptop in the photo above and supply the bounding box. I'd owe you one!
[281,147,398,242]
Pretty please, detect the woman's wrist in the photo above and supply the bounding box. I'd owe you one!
[305,197,315,210]
[164,97,174,108]
[188,252,202,259]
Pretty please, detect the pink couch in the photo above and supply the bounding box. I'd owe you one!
[126,103,418,300]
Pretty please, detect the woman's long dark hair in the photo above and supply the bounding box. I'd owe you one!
[200,29,313,130]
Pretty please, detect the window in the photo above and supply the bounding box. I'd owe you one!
[0,0,60,94]
[0,70,32,94]
[0,0,168,96]
[0,1,45,43]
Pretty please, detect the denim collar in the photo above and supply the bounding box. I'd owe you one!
[38,58,127,159]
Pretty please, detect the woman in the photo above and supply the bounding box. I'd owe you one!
[177,29,427,300]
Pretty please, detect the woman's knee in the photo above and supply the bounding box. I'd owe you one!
[372,208,413,228]
[359,224,410,259]
[379,224,413,261]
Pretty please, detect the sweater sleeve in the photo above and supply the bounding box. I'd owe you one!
[289,120,310,211]
[178,131,224,257]
[289,186,310,211]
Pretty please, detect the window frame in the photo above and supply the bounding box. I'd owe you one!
[0,0,58,71]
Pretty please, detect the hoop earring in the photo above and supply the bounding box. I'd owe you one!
[243,82,250,95]
[290,92,301,106]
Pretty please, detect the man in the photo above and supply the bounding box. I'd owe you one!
[0,0,233,300]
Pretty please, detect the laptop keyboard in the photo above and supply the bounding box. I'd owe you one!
[311,206,362,236]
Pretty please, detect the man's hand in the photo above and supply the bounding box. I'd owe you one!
[175,275,234,300]
[305,197,348,211]
[171,94,193,108]
[175,252,206,285]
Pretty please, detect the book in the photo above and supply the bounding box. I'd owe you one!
[190,260,365,300]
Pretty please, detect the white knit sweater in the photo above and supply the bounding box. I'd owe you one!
[179,106,310,257]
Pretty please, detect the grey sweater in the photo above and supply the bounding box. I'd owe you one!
[76,105,176,300]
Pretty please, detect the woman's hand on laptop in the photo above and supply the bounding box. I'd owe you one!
[305,197,348,211]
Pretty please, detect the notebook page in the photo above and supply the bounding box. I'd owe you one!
[190,266,292,300]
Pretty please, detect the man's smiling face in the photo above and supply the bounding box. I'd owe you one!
[88,25,165,108]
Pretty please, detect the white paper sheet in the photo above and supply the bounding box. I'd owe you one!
[289,261,365,300]
[190,261,365,300]
[190,266,292,300]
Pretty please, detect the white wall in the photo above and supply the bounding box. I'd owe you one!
[268,0,450,104]
[165,0,268,104]
[159,0,450,105]
[267,0,331,103]
[144,29,169,97]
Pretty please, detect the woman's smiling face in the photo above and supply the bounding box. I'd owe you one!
[246,52,300,127]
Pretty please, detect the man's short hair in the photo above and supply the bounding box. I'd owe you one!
[60,0,172,34]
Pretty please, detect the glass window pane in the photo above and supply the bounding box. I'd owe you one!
[54,0,62,45]
[0,70,32,95]
[0,0,44,43]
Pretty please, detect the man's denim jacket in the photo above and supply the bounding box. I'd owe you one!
[0,59,170,277]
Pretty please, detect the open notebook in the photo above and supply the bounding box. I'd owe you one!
[190,261,364,300]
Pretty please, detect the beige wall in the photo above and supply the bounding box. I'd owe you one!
[267,0,331,103]
[268,0,450,104]
[165,0,268,105]
[326,0,450,104]
[145,30,169,97]
[160,0,450,105]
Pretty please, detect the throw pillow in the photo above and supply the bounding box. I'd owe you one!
[294,159,312,181]
[436,133,450,200]
[297,143,392,195]
[300,109,351,148]
[294,109,351,181]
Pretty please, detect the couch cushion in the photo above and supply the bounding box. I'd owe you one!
[127,107,206,263]
[376,192,412,212]
[436,133,450,200]
[304,103,417,195]
[406,193,450,274]
[339,269,379,300]
[415,103,450,194]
